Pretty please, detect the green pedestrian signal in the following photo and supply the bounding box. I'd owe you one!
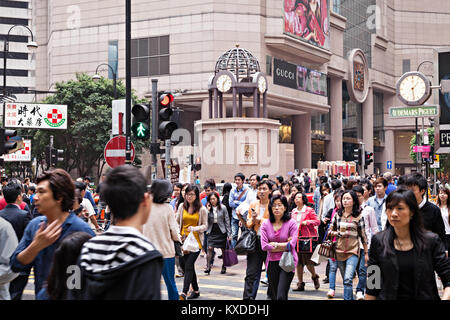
[131,103,150,140]
[132,122,150,139]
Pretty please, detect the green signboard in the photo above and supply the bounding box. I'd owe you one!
[389,105,439,118]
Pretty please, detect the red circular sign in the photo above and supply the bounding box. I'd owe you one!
[104,136,135,168]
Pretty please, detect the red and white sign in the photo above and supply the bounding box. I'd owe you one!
[2,140,31,162]
[104,136,135,168]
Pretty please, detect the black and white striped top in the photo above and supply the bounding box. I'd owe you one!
[80,225,158,273]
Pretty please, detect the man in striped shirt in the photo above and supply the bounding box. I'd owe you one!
[69,165,163,300]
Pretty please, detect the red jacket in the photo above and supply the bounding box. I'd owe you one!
[0,197,27,211]
[291,206,320,238]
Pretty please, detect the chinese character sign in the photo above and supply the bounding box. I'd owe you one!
[5,103,68,129]
[2,140,31,162]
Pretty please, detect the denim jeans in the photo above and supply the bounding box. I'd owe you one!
[231,217,240,248]
[162,257,179,300]
[337,254,359,300]
[328,259,345,291]
[356,249,367,294]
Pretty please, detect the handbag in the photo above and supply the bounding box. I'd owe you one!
[234,228,257,255]
[223,239,238,267]
[318,236,336,259]
[174,241,183,257]
[279,242,295,273]
[296,214,319,253]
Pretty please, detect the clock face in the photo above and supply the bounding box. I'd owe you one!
[258,77,267,93]
[216,74,232,93]
[398,72,430,105]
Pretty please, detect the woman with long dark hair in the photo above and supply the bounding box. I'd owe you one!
[260,194,298,300]
[291,192,320,291]
[205,192,231,275]
[177,184,208,300]
[328,190,368,300]
[366,188,450,300]
[221,182,233,222]
[437,186,450,252]
[37,232,93,300]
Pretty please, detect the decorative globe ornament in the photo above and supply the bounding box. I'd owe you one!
[209,44,268,118]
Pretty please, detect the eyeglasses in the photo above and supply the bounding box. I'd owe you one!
[186,193,196,197]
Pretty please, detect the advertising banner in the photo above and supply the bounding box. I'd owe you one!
[437,51,450,152]
[273,58,327,96]
[283,0,330,49]
[4,103,68,129]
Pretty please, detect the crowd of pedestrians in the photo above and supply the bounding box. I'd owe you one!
[0,167,449,300]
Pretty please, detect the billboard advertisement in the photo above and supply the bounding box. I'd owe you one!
[273,58,327,96]
[283,0,330,49]
[437,51,450,152]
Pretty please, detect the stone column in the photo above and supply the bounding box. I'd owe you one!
[363,87,374,174]
[292,113,311,170]
[201,99,210,120]
[384,129,395,174]
[326,76,343,161]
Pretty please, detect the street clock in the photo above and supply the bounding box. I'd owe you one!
[396,71,432,106]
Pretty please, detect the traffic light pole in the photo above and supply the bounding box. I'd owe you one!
[125,0,132,164]
[151,79,158,180]
[49,135,54,170]
[360,142,365,177]
[165,139,171,181]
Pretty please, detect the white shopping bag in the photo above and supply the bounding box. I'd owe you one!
[182,231,200,253]
[311,244,328,264]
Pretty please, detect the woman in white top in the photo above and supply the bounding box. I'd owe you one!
[438,186,450,253]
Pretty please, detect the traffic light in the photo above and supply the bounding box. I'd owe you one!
[158,92,177,140]
[353,148,362,165]
[51,148,64,166]
[0,128,17,155]
[364,151,374,169]
[131,103,150,139]
[193,156,201,171]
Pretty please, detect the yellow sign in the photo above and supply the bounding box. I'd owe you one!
[434,154,440,162]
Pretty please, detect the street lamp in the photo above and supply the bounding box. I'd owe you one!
[92,63,117,99]
[2,25,37,102]
[2,25,37,128]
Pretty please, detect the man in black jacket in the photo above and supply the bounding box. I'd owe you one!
[0,182,31,300]
[406,173,446,244]
[68,165,163,300]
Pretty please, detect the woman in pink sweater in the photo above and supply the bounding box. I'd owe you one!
[261,194,298,300]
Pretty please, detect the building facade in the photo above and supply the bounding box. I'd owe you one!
[31,0,449,180]
[1,0,36,104]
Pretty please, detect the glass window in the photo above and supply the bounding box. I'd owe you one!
[139,38,149,57]
[149,56,159,76]
[339,0,376,67]
[342,82,363,140]
[160,36,169,55]
[402,59,411,74]
[131,39,138,58]
[373,91,385,145]
[138,57,149,77]
[108,40,118,79]
[131,36,170,77]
